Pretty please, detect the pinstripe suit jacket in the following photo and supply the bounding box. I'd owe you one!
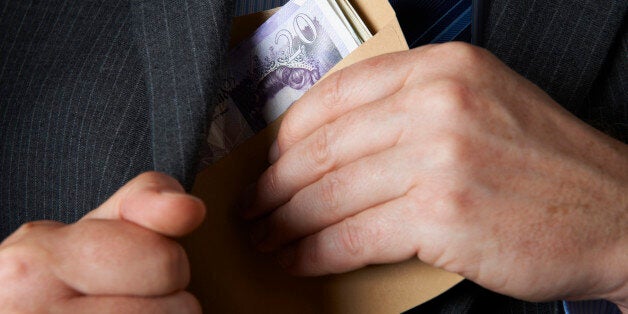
[1,0,233,237]
[0,0,625,313]
[1,0,626,246]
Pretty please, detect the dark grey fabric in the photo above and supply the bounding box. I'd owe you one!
[579,16,628,143]
[407,280,564,314]
[483,0,627,142]
[0,0,625,312]
[0,0,234,239]
[132,0,232,186]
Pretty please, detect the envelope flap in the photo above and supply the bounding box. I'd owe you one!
[351,0,397,33]
[323,16,409,79]
[186,1,461,313]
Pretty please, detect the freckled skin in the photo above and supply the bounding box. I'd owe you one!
[244,43,628,310]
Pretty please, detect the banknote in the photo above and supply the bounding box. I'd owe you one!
[200,0,363,166]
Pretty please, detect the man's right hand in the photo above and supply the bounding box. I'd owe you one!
[0,172,205,313]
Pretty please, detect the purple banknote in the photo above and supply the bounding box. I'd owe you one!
[200,0,360,166]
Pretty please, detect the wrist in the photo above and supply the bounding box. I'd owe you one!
[604,253,628,311]
[599,192,628,310]
[581,135,628,309]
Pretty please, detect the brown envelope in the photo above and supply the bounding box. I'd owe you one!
[183,1,463,312]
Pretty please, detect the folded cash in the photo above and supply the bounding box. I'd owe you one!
[330,0,372,43]
[199,0,371,167]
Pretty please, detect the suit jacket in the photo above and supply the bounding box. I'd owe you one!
[0,0,234,238]
[1,0,624,237]
[482,0,627,144]
[0,2,626,312]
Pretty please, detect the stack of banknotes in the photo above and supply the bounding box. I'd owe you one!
[199,0,372,166]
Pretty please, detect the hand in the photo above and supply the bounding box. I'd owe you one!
[0,172,205,313]
[242,43,628,307]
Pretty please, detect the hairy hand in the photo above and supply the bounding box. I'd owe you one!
[0,172,205,313]
[243,43,628,307]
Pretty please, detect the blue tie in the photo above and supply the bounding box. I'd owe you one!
[233,0,474,48]
[389,0,472,47]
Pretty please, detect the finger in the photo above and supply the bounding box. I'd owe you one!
[0,220,64,247]
[49,219,190,296]
[52,291,201,314]
[83,172,206,237]
[251,146,415,252]
[275,196,421,276]
[0,222,77,309]
[246,92,408,218]
[272,43,493,163]
[273,49,418,161]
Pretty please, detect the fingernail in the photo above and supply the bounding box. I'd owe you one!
[249,221,268,246]
[158,185,185,195]
[268,139,279,164]
[236,183,256,218]
[277,247,296,269]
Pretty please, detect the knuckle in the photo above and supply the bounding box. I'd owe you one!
[438,187,475,223]
[277,114,300,151]
[318,172,342,214]
[0,244,45,282]
[135,171,182,192]
[359,54,391,74]
[314,65,356,117]
[273,206,290,232]
[448,188,476,212]
[136,171,167,184]
[424,80,476,115]
[15,222,38,234]
[263,164,282,198]
[324,68,348,110]
[71,221,117,258]
[434,132,472,169]
[334,220,366,258]
[309,124,335,169]
[154,241,189,288]
[10,221,46,241]
[178,291,202,314]
[427,152,477,222]
[435,42,487,67]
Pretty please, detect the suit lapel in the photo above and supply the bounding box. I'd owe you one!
[130,0,234,187]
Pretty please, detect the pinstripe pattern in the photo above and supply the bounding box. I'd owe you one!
[482,0,628,142]
[564,299,622,314]
[234,0,288,16]
[132,0,233,185]
[407,279,564,313]
[0,0,234,239]
[1,4,626,313]
[0,0,151,236]
[580,16,628,143]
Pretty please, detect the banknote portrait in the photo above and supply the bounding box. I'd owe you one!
[240,15,342,130]
[204,0,359,165]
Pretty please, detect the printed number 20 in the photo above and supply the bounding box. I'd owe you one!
[275,13,318,58]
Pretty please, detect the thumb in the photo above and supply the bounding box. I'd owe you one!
[82,172,206,237]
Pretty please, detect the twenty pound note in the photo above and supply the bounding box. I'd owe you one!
[201,0,362,166]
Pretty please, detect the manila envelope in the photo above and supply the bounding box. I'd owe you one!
[182,0,463,312]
